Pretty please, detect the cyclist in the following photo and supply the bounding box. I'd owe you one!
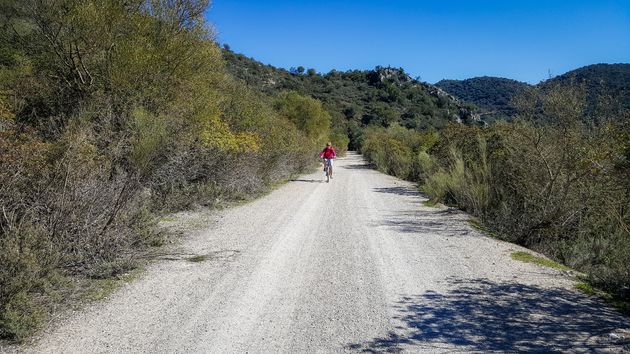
[319,142,337,180]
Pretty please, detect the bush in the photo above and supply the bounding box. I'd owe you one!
[0,0,329,341]
[360,86,630,300]
[274,91,331,142]
[329,130,350,156]
[0,291,46,341]
[362,125,438,180]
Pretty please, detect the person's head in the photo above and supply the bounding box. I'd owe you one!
[326,142,332,147]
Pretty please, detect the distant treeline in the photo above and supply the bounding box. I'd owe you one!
[222,50,477,149]
[435,64,630,122]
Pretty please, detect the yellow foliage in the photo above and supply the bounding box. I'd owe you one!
[0,99,14,121]
[129,108,167,174]
[201,115,260,153]
[274,92,331,143]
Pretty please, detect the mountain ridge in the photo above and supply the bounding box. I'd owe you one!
[435,63,630,120]
[224,48,628,127]
[222,49,480,148]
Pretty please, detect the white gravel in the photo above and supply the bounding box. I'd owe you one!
[9,152,629,353]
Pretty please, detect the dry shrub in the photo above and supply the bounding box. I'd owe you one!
[359,87,629,299]
[0,127,154,340]
[0,0,329,341]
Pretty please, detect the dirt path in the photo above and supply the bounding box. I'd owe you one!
[13,153,629,353]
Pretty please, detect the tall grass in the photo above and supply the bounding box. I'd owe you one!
[361,87,630,301]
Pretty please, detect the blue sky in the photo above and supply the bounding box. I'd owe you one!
[206,0,630,84]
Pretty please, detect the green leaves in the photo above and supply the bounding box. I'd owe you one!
[274,91,331,142]
[129,107,167,175]
[0,0,333,342]
[360,86,629,301]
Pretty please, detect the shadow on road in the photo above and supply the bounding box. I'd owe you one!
[377,207,470,236]
[380,217,470,236]
[291,179,323,183]
[373,187,472,236]
[343,163,375,170]
[347,278,629,353]
[373,186,422,197]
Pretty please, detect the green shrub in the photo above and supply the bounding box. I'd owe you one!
[0,291,46,342]
[274,91,331,143]
[361,125,438,180]
[413,151,435,182]
[0,0,330,341]
[423,169,454,202]
[129,107,168,177]
[329,130,350,156]
[360,86,630,300]
[0,222,55,341]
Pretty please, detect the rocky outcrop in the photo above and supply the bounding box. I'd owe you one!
[369,66,414,85]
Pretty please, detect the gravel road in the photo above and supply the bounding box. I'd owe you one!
[14,153,630,353]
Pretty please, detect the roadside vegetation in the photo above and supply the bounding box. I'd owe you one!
[435,76,529,121]
[361,85,630,304]
[510,251,572,271]
[0,0,333,341]
[1,0,628,344]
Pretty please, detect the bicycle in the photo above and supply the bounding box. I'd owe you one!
[323,158,333,183]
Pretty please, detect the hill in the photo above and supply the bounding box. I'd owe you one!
[540,64,630,115]
[435,77,530,121]
[222,49,479,148]
[435,64,630,121]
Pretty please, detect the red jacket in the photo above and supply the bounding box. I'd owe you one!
[320,146,336,159]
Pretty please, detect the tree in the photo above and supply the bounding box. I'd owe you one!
[307,68,317,76]
[297,66,305,74]
[274,92,330,141]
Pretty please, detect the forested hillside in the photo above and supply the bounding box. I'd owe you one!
[435,77,530,121]
[540,64,630,121]
[223,50,479,149]
[436,64,630,122]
